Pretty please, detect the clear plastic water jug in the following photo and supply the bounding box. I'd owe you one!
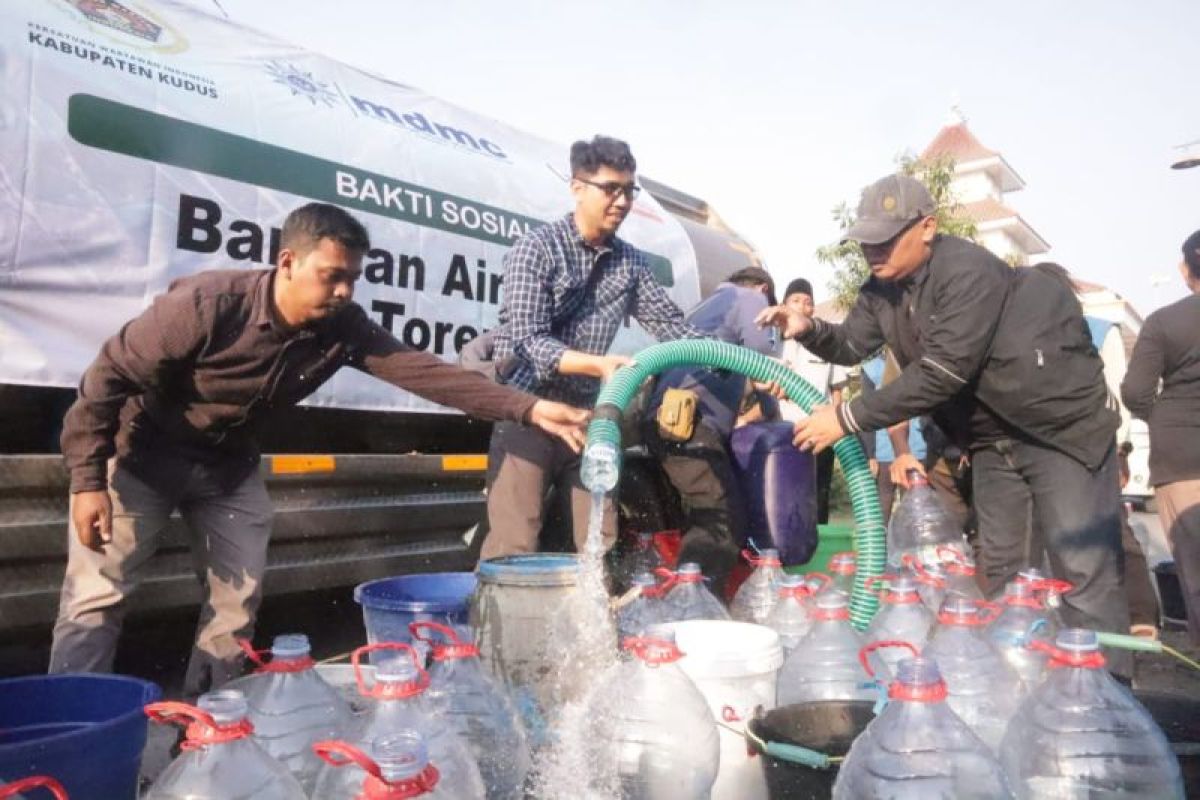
[616,532,665,592]
[777,590,879,705]
[410,622,530,800]
[864,575,935,673]
[903,548,983,613]
[764,574,823,654]
[232,634,353,791]
[888,470,967,570]
[654,563,730,623]
[144,690,307,799]
[999,629,1184,799]
[832,657,1014,799]
[989,580,1056,690]
[824,552,857,595]
[584,632,720,799]
[312,643,485,799]
[924,599,1022,752]
[730,548,785,624]
[617,572,667,640]
[313,731,479,799]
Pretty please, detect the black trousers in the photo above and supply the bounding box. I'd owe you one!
[972,439,1131,675]
[646,423,746,595]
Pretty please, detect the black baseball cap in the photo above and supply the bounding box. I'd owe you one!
[844,174,936,245]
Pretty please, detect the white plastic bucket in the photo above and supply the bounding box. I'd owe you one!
[662,620,784,800]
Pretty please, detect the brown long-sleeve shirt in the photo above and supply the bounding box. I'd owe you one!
[61,268,537,493]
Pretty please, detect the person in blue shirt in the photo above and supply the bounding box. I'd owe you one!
[645,267,779,593]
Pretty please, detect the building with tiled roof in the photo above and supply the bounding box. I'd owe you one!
[923,111,1048,265]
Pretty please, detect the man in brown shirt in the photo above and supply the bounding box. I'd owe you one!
[50,202,587,694]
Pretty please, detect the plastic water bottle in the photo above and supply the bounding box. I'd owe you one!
[1000,628,1183,799]
[904,548,984,612]
[832,657,1015,799]
[924,598,1023,752]
[730,548,785,624]
[615,532,665,592]
[410,622,530,800]
[313,731,479,799]
[617,571,667,640]
[581,441,620,494]
[655,563,731,623]
[864,575,935,673]
[764,574,822,654]
[1013,569,1072,632]
[825,552,857,595]
[777,590,879,704]
[989,580,1056,690]
[584,631,719,799]
[887,470,967,569]
[144,690,307,799]
[313,643,485,799]
[234,634,353,791]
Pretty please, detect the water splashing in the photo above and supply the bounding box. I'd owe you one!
[532,489,621,799]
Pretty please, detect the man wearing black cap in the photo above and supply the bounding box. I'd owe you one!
[645,267,778,593]
[777,277,849,524]
[757,173,1130,671]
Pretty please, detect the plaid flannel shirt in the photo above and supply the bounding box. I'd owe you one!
[493,214,699,406]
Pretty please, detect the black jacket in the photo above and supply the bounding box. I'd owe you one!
[800,236,1118,470]
[1120,293,1200,485]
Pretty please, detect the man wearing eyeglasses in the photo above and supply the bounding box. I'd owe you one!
[479,135,698,559]
[757,173,1131,675]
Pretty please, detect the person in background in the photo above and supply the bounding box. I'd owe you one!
[1121,228,1200,644]
[50,203,587,696]
[480,135,698,560]
[644,267,779,595]
[858,353,926,524]
[759,173,1130,674]
[1117,441,1160,639]
[777,278,850,524]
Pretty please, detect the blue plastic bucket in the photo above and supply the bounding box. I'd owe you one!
[353,572,478,649]
[0,674,161,800]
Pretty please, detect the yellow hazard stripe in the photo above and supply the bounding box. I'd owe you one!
[271,455,336,474]
[441,454,488,472]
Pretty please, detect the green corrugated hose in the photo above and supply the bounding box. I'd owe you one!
[585,340,885,629]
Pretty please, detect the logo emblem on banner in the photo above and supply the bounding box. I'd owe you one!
[56,0,188,53]
[265,61,339,107]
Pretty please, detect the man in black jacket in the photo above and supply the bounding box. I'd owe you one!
[758,174,1129,670]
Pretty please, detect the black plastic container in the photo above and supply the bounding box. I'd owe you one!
[748,700,876,800]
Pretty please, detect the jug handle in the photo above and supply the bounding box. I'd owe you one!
[144,701,253,750]
[0,776,68,800]
[858,640,920,679]
[314,741,442,798]
[408,621,480,660]
[902,555,946,589]
[350,642,428,697]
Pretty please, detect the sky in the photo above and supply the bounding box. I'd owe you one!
[211,0,1198,317]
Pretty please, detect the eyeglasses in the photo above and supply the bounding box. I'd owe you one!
[576,177,641,201]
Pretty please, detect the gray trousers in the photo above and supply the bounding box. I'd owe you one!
[481,421,616,560]
[972,439,1132,675]
[49,456,273,696]
[1156,478,1200,644]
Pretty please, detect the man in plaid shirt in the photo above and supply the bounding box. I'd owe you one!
[481,135,699,558]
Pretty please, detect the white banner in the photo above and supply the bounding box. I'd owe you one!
[0,0,700,413]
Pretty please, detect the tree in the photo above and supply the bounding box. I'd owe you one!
[817,153,978,310]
